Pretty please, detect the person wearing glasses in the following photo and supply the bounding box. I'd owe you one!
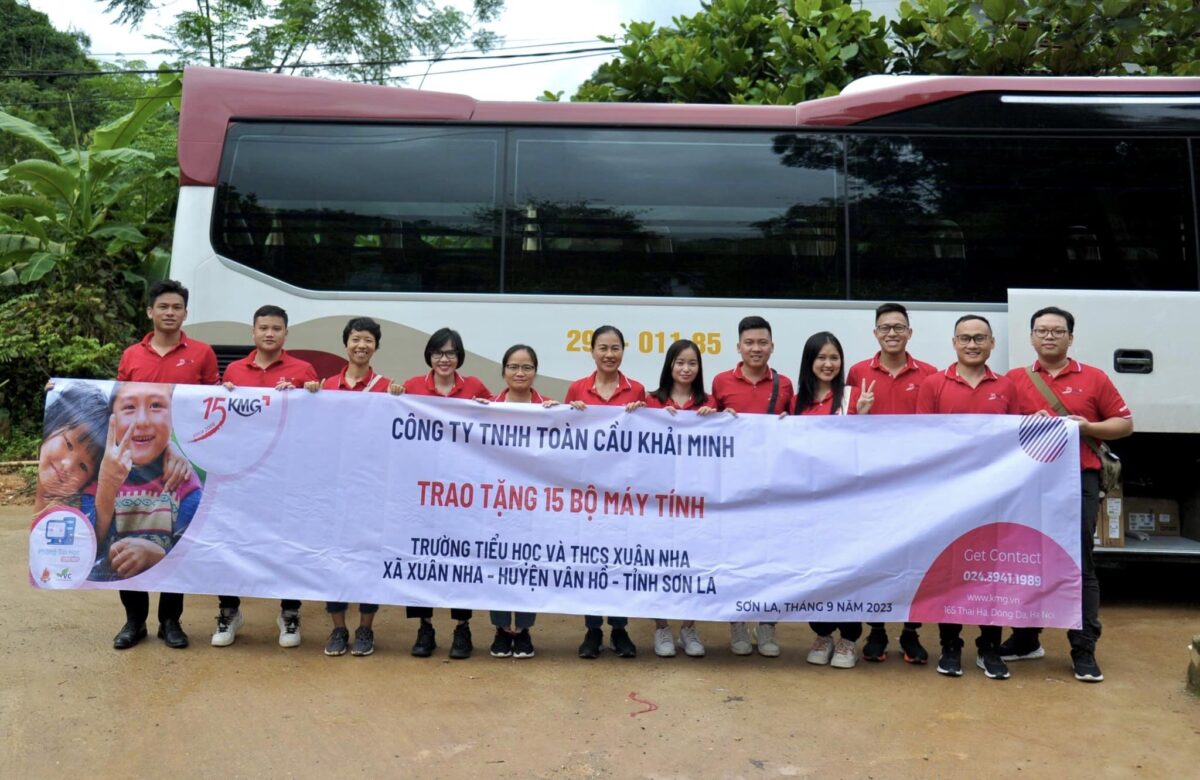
[397,327,492,660]
[480,344,557,659]
[1003,307,1132,684]
[916,315,1018,680]
[565,325,646,659]
[846,303,938,666]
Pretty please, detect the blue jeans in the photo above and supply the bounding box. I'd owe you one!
[584,615,627,629]
[326,602,378,614]
[490,611,536,629]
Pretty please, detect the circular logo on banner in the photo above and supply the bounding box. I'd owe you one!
[30,506,97,588]
[171,389,288,477]
[1018,415,1069,464]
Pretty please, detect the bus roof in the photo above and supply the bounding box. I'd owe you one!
[178,66,1200,186]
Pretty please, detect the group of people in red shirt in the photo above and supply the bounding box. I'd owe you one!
[97,280,1129,684]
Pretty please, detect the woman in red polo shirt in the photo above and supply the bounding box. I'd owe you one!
[398,327,491,660]
[484,344,556,660]
[401,327,492,401]
[638,339,718,658]
[791,331,873,670]
[564,325,646,659]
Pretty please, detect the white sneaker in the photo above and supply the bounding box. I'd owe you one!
[807,635,835,665]
[831,638,859,668]
[679,625,706,657]
[654,626,676,657]
[211,609,243,647]
[277,611,301,648]
[755,623,780,657]
[730,622,753,655]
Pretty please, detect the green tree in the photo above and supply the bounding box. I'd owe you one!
[892,0,1200,75]
[573,0,891,104]
[0,73,182,453]
[0,72,181,287]
[102,0,505,83]
[0,0,103,164]
[573,0,1200,104]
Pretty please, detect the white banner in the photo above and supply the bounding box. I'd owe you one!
[31,380,1083,628]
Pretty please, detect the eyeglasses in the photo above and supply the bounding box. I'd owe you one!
[505,364,536,373]
[955,334,991,345]
[1032,328,1069,338]
[875,324,910,334]
[431,350,458,361]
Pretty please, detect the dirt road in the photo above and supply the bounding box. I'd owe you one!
[3,503,1197,778]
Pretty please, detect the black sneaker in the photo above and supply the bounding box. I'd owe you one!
[512,629,535,659]
[900,629,929,665]
[1072,650,1104,682]
[449,622,473,659]
[490,628,513,658]
[862,628,889,662]
[976,651,1011,679]
[937,646,963,677]
[610,627,637,658]
[350,626,375,657]
[325,627,350,656]
[998,633,1045,661]
[578,627,603,659]
[411,621,436,657]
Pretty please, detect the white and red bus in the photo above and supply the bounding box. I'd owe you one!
[171,67,1200,558]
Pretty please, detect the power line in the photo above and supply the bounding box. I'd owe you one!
[87,38,615,58]
[0,45,619,79]
[0,51,614,109]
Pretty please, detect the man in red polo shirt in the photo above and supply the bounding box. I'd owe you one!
[1002,306,1132,684]
[111,279,219,651]
[711,315,793,658]
[917,314,1018,681]
[847,303,938,665]
[214,304,317,649]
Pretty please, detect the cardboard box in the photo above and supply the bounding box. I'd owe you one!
[1123,497,1181,537]
[1096,491,1124,547]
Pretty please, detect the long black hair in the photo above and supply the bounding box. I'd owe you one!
[796,331,845,415]
[650,339,707,406]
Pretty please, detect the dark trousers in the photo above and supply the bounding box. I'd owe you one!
[218,596,302,612]
[1008,470,1102,654]
[810,622,863,641]
[584,615,628,629]
[407,607,472,621]
[939,623,1002,651]
[867,622,922,631]
[120,591,183,624]
[326,602,378,614]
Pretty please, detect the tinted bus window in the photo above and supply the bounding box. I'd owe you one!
[848,135,1198,302]
[506,129,845,299]
[214,123,503,292]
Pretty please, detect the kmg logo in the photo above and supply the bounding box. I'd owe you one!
[190,395,271,442]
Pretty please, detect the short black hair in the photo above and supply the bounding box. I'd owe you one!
[1030,306,1075,334]
[343,317,381,346]
[253,305,288,327]
[425,327,465,367]
[738,315,771,336]
[875,303,909,324]
[954,314,992,333]
[148,279,188,307]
